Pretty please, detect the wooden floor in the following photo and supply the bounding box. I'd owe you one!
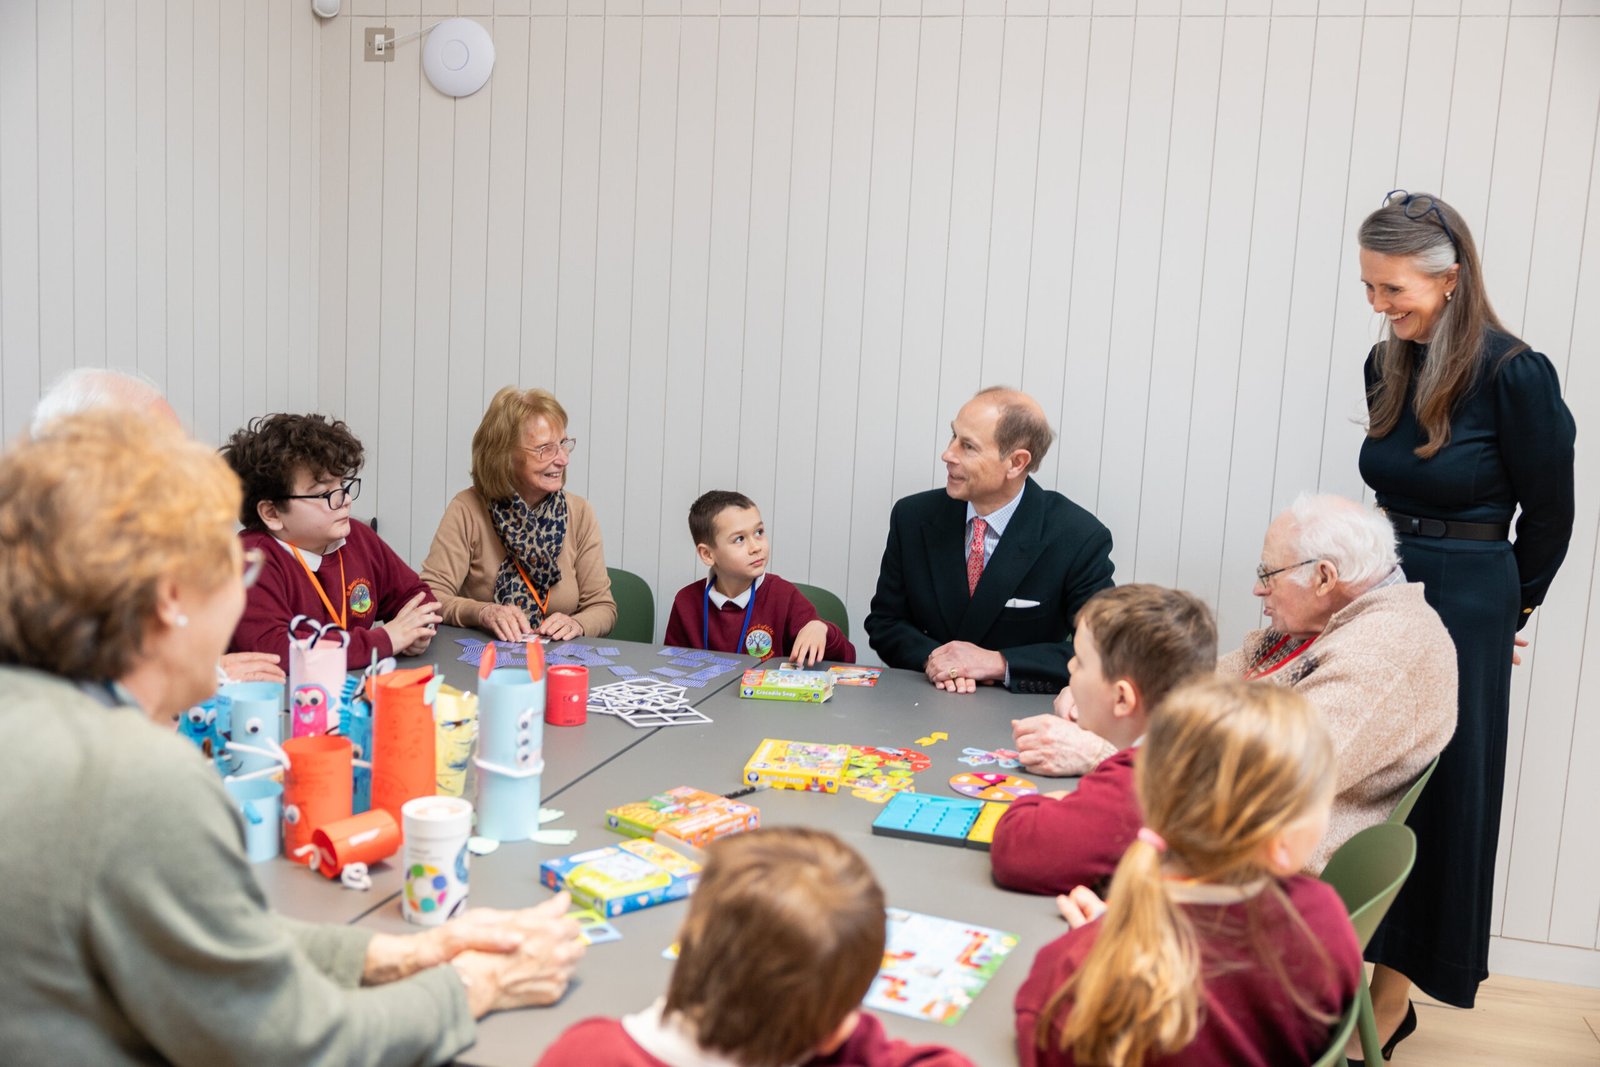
[1387,974,1600,1065]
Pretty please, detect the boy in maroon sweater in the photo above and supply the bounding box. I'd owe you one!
[663,491,854,664]
[990,585,1216,897]
[223,414,442,670]
[538,828,970,1067]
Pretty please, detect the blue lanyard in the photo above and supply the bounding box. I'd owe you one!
[703,578,759,655]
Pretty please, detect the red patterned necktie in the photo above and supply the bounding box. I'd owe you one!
[967,517,988,596]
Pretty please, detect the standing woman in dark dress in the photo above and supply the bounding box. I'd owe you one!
[1355,190,1576,1057]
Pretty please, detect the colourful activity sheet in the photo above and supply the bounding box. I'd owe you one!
[864,908,1019,1026]
[828,666,883,687]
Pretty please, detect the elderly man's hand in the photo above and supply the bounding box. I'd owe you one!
[924,641,1005,692]
[1012,713,1118,777]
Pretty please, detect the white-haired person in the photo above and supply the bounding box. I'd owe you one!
[29,367,283,684]
[0,411,585,1066]
[1219,494,1457,874]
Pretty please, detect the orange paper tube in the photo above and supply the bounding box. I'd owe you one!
[310,809,401,878]
[370,667,439,826]
[281,735,354,858]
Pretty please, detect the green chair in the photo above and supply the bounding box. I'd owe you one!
[1318,823,1418,1066]
[793,582,850,640]
[606,567,655,644]
[1310,995,1363,1067]
[1387,755,1439,825]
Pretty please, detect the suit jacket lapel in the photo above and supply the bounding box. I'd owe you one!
[958,479,1048,642]
[920,498,971,638]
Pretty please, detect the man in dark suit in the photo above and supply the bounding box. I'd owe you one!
[864,387,1115,694]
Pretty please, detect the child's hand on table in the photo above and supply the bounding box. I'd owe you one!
[789,620,830,666]
[383,592,443,655]
[1056,885,1107,928]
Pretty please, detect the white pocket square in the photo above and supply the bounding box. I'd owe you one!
[1004,598,1041,609]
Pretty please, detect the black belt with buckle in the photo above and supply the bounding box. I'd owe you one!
[1385,510,1509,542]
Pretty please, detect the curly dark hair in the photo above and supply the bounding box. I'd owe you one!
[221,413,365,531]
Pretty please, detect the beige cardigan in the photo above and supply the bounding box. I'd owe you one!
[420,487,618,638]
[1218,581,1457,872]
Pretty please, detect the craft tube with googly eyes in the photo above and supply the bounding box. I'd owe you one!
[473,667,546,842]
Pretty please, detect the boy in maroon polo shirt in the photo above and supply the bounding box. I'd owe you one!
[663,491,854,665]
[223,414,442,670]
[990,585,1216,897]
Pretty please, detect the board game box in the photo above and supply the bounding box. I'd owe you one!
[605,786,761,847]
[742,738,851,793]
[539,838,702,917]
[739,668,834,704]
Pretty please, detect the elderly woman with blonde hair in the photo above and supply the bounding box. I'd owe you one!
[422,387,616,642]
[0,412,584,1067]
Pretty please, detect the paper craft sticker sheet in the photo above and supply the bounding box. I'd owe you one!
[865,908,1019,1026]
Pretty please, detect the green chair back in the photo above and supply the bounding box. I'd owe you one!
[793,582,850,640]
[606,567,655,645]
[1320,822,1417,948]
[1388,755,1439,826]
[1309,996,1363,1067]
[1319,823,1418,1064]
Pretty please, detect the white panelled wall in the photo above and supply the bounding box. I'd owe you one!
[1,0,1597,987]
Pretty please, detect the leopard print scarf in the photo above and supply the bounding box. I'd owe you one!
[489,490,569,626]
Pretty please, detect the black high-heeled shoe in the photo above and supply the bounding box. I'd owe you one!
[1346,1000,1417,1065]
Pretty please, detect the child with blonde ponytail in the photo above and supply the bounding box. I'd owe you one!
[1014,677,1362,1067]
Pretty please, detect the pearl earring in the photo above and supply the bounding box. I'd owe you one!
[1446,290,1455,302]
[174,613,190,628]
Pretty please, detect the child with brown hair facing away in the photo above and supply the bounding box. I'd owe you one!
[537,827,970,1067]
[1014,677,1362,1067]
[991,584,1217,897]
[663,491,855,665]
[223,413,442,669]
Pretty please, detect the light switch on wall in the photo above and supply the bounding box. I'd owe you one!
[364,27,395,63]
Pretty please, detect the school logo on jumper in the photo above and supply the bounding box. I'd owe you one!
[745,624,776,660]
[347,579,374,616]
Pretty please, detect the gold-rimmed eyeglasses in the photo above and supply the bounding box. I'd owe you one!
[521,437,578,462]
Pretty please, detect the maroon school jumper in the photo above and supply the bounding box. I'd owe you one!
[1014,875,1362,1067]
[663,573,855,664]
[989,747,1141,896]
[229,523,434,670]
[537,1010,973,1067]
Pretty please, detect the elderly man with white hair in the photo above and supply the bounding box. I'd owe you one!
[29,368,284,684]
[1217,493,1458,871]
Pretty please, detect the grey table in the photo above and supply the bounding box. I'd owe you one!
[256,628,757,924]
[356,666,1072,1066]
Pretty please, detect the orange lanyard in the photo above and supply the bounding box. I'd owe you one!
[513,559,551,617]
[290,545,348,629]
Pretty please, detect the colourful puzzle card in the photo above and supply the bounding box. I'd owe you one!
[742,738,851,793]
[605,786,761,848]
[864,908,1019,1026]
[828,666,883,687]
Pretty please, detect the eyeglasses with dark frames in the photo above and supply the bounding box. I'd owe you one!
[283,477,361,510]
[1384,189,1460,254]
[521,437,578,462]
[1255,559,1319,589]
